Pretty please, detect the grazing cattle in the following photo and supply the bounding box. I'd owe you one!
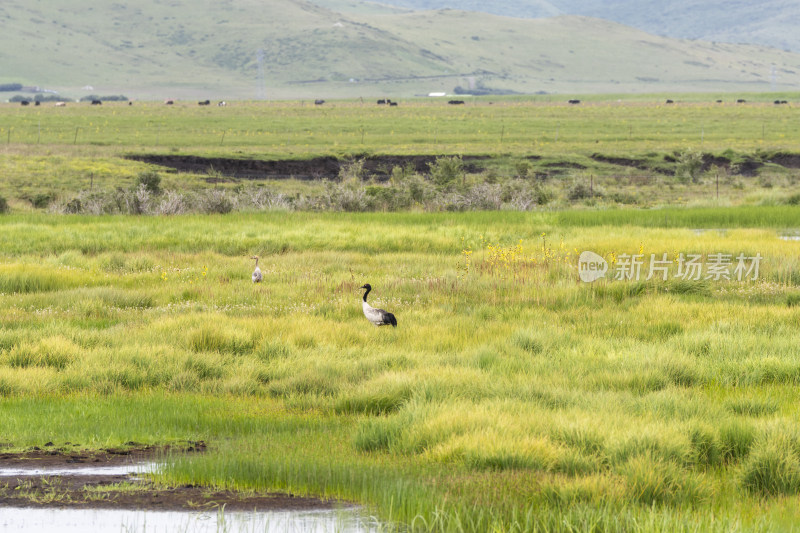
[20,100,30,106]
[217,101,226,106]
[128,101,133,106]
[377,99,386,104]
[665,99,674,104]
[198,100,210,106]
[34,101,41,106]
[91,99,102,105]
[716,100,723,103]
[736,99,746,103]
[448,100,465,105]
[389,102,398,106]
[164,99,174,105]
[55,102,66,107]
[568,99,581,104]
[314,99,325,105]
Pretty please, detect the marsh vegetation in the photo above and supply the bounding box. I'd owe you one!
[2,96,800,531]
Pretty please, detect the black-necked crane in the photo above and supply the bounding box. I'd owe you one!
[251,256,262,283]
[360,284,397,327]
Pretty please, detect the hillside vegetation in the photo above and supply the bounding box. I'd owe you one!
[3,0,800,99]
[368,0,800,54]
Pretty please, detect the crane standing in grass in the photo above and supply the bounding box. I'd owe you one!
[251,256,262,283]
[360,284,397,327]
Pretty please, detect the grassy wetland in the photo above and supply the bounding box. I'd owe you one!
[3,96,800,531]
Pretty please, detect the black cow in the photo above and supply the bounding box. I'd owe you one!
[91,100,102,105]
[377,99,386,104]
[568,99,581,104]
[736,99,746,103]
[34,101,41,106]
[716,100,723,103]
[389,102,398,106]
[665,99,674,104]
[448,100,465,105]
[164,99,174,105]
[314,99,325,105]
[198,100,210,106]
[20,101,30,106]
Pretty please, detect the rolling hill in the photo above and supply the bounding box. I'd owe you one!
[363,0,800,54]
[2,0,800,100]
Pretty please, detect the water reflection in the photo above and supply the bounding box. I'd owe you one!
[0,462,157,477]
[0,507,377,533]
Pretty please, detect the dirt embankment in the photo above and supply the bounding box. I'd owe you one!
[125,154,489,182]
[0,442,340,511]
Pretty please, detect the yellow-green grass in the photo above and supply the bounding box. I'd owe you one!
[1,210,800,530]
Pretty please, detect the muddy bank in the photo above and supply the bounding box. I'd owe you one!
[125,154,489,182]
[0,443,340,511]
[0,475,337,511]
[0,441,204,467]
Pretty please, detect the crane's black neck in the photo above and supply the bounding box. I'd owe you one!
[362,286,371,302]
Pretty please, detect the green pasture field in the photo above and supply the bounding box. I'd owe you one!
[2,95,799,155]
[2,95,800,210]
[2,209,800,531]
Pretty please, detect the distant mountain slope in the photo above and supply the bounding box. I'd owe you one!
[2,0,800,99]
[365,0,800,53]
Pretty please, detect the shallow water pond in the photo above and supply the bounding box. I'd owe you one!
[0,459,379,532]
[0,507,377,533]
[0,461,157,477]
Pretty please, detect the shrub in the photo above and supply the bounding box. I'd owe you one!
[567,182,594,201]
[30,192,56,209]
[64,197,82,214]
[786,193,800,206]
[0,196,8,214]
[198,189,234,214]
[675,149,704,183]
[136,170,162,195]
[321,180,371,211]
[390,162,416,185]
[515,160,532,178]
[429,155,464,189]
[338,158,366,182]
[155,191,188,215]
